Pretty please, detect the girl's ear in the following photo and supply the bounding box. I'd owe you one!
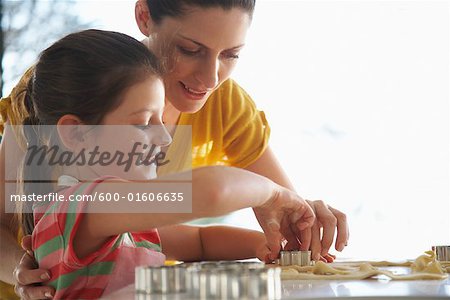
[135,0,155,37]
[56,115,85,150]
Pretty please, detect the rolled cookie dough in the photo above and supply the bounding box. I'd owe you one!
[280,251,448,280]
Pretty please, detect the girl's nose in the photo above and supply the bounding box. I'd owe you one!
[151,125,172,147]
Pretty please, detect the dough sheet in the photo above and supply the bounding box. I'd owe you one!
[278,251,449,281]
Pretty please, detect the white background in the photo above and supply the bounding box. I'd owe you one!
[6,0,450,260]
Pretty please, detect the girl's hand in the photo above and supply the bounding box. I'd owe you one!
[253,186,315,261]
[255,242,273,263]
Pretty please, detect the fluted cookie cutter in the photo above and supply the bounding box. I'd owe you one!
[183,261,280,299]
[290,250,311,266]
[278,250,312,266]
[279,250,291,266]
[136,261,280,299]
[135,264,186,294]
[432,245,450,262]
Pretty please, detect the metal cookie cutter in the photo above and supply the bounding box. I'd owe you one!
[278,250,312,266]
[184,261,280,300]
[279,250,291,266]
[432,245,450,262]
[135,265,186,295]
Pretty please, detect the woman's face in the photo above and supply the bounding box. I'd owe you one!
[147,7,252,113]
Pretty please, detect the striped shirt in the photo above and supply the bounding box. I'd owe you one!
[32,177,166,299]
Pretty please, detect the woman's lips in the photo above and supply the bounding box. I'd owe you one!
[179,82,208,101]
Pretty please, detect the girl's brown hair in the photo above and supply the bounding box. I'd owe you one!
[19,29,163,235]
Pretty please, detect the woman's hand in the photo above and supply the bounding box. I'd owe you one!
[245,148,349,262]
[13,235,55,299]
[253,186,315,261]
[305,200,349,261]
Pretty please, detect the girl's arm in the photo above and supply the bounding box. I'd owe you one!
[158,224,270,262]
[74,166,315,259]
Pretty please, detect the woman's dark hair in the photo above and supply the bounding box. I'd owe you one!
[146,0,256,24]
[19,29,163,235]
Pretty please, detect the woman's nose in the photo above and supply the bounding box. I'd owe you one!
[194,57,219,89]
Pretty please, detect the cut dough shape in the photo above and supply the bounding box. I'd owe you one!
[279,251,449,281]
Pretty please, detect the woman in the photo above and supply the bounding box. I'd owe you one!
[18,29,314,299]
[0,1,349,299]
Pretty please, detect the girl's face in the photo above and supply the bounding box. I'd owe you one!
[146,7,252,113]
[81,76,171,180]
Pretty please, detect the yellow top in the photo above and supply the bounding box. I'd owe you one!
[0,69,270,299]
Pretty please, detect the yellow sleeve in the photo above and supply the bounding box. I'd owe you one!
[0,281,19,300]
[220,79,271,168]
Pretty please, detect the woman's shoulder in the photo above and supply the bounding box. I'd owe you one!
[211,78,249,99]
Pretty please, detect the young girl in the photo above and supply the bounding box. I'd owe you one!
[19,29,314,299]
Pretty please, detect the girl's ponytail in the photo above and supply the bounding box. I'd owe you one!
[19,75,52,235]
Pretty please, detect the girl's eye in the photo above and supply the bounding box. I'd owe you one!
[177,46,201,56]
[135,124,152,130]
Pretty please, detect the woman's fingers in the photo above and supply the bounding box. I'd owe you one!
[289,200,315,232]
[306,199,349,258]
[13,253,47,285]
[21,235,36,260]
[256,193,347,262]
[21,235,33,251]
[15,284,55,300]
[280,216,300,251]
[298,227,312,251]
[13,250,54,299]
[328,205,349,251]
[16,285,55,300]
[309,221,322,261]
[323,253,335,263]
[312,200,337,256]
[255,187,316,259]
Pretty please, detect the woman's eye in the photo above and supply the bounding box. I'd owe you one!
[221,52,240,60]
[177,46,201,56]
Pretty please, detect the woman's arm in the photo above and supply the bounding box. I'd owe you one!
[158,224,270,262]
[245,146,349,261]
[0,124,24,284]
[74,166,315,260]
[0,225,23,283]
[1,124,55,299]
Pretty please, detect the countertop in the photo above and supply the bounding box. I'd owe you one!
[102,265,450,299]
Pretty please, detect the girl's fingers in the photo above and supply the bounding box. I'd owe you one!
[261,219,283,260]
